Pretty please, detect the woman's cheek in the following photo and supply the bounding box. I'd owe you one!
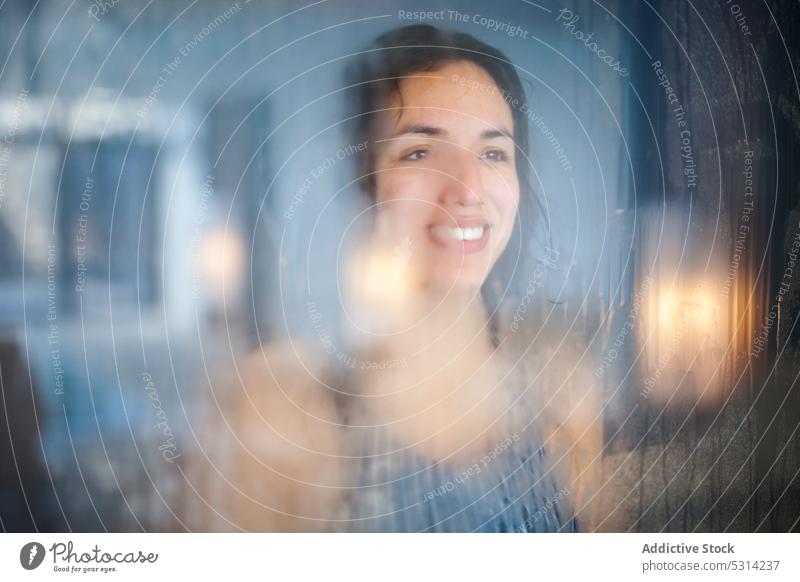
[488,174,518,215]
[374,176,433,234]
[378,172,440,213]
[490,178,519,250]
[375,166,406,199]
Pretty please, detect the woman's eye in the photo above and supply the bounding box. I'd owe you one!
[401,148,429,161]
[481,149,508,162]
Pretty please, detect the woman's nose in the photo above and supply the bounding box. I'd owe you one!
[439,152,484,208]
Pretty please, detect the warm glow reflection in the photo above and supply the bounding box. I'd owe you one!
[658,289,678,327]
[643,279,729,408]
[199,228,244,304]
[345,241,421,336]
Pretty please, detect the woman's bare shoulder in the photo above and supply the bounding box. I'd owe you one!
[234,339,340,425]
[212,339,345,531]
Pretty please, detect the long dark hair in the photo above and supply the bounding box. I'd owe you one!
[345,24,548,333]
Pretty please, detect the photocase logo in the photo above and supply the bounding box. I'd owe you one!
[19,542,46,570]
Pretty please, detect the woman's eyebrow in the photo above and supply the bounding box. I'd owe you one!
[390,123,445,138]
[384,124,513,141]
[481,128,513,140]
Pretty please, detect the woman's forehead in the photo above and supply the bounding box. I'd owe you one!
[386,63,514,135]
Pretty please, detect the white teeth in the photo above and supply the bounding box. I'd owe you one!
[454,227,484,241]
[432,225,486,241]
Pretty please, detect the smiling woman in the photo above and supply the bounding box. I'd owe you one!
[215,24,602,533]
[350,24,533,297]
[368,58,519,292]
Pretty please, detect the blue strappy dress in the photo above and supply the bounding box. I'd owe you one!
[340,423,577,532]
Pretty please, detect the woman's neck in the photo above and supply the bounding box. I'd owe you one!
[378,289,494,358]
[356,289,512,462]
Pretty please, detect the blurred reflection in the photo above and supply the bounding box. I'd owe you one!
[1,0,798,535]
[638,210,731,409]
[203,25,602,532]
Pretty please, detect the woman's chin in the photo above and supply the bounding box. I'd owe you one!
[423,268,488,299]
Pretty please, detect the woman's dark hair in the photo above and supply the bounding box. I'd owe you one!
[347,25,547,332]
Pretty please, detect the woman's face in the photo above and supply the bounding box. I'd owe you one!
[371,60,520,296]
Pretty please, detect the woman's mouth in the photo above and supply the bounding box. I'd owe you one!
[427,222,491,254]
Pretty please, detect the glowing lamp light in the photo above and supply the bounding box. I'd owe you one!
[198,227,245,307]
[345,240,420,338]
[644,280,727,407]
[657,289,719,339]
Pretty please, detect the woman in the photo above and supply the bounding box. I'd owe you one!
[207,25,602,533]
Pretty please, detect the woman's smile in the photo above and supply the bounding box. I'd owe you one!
[426,220,491,254]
